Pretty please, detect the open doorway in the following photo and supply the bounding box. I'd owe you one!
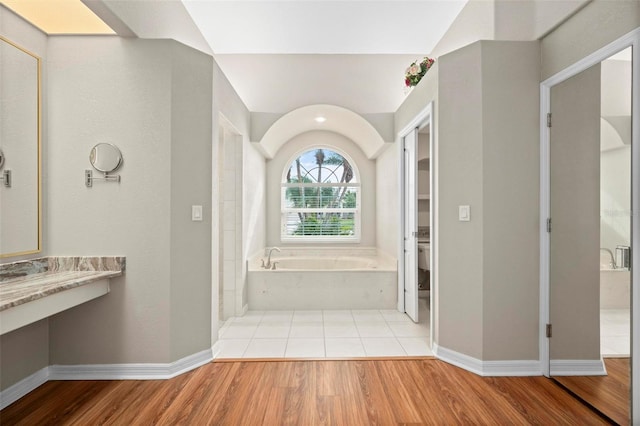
[399,102,434,350]
[548,46,632,425]
[541,32,638,424]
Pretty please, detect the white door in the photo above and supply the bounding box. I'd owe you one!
[548,64,602,374]
[403,128,419,322]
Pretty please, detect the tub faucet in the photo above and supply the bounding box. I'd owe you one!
[264,247,281,269]
[600,248,617,269]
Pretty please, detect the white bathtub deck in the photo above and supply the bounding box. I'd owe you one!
[213,299,431,359]
[601,308,630,357]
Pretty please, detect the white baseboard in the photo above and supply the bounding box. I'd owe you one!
[49,348,213,380]
[433,343,542,376]
[0,366,49,410]
[550,358,607,376]
[0,348,213,409]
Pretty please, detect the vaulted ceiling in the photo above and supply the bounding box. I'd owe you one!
[181,0,467,114]
[5,0,592,115]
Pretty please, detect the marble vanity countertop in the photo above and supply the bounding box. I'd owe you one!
[0,256,125,311]
[0,270,123,311]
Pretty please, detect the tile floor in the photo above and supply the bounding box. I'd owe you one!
[214,304,629,359]
[213,298,432,359]
[601,308,630,357]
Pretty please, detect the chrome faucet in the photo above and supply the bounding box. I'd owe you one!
[600,248,617,269]
[263,247,281,269]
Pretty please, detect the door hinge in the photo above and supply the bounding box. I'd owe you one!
[547,113,552,128]
[546,324,552,338]
[546,218,552,233]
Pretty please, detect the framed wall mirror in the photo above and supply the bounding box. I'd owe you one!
[0,36,42,258]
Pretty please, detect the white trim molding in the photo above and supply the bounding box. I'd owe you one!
[49,348,213,381]
[0,348,213,410]
[433,343,542,377]
[396,101,433,315]
[0,366,49,410]
[550,359,607,376]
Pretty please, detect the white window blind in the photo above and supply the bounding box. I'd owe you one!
[281,148,360,242]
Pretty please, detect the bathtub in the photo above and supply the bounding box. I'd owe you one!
[268,257,380,271]
[247,248,397,310]
[600,267,631,309]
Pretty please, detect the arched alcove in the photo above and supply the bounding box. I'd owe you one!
[256,104,387,159]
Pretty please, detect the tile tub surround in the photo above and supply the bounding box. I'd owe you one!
[247,248,397,310]
[600,269,631,309]
[601,309,630,357]
[0,257,125,311]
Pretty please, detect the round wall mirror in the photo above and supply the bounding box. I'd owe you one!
[0,149,4,170]
[89,143,123,173]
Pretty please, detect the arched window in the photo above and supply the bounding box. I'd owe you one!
[282,148,360,242]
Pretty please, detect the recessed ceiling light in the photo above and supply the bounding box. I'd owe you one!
[314,116,327,123]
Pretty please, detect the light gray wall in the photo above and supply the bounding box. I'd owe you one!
[0,320,48,390]
[265,130,376,247]
[430,0,494,58]
[375,145,397,257]
[46,36,173,364]
[541,0,640,81]
[213,62,250,139]
[250,112,281,143]
[0,5,50,391]
[436,42,485,359]
[480,41,540,360]
[44,37,215,365]
[169,42,213,361]
[397,41,540,361]
[438,41,540,361]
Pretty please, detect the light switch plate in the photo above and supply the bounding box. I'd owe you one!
[459,205,470,221]
[192,205,203,221]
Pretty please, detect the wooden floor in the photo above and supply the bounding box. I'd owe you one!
[554,358,630,426]
[1,358,608,425]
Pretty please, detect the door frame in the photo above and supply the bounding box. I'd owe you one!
[539,27,640,420]
[212,113,244,345]
[402,126,419,322]
[398,101,434,341]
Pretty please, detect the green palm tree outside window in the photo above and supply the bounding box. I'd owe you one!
[282,148,360,239]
